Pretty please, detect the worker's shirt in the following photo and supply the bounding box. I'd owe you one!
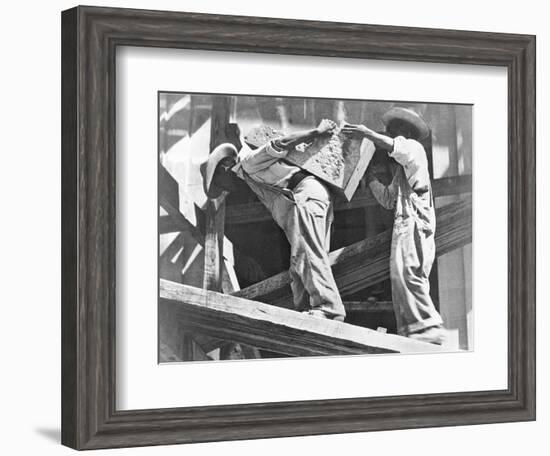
[233,140,300,188]
[232,139,332,226]
[369,136,435,235]
[389,136,431,195]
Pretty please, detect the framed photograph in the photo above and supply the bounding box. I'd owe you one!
[61,5,536,450]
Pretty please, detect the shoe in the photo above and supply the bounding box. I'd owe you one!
[408,326,448,345]
[302,309,345,322]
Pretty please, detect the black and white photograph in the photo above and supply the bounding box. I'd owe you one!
[0,0,544,452]
[158,92,472,362]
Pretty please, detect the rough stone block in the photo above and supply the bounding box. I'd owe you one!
[244,124,375,201]
[286,127,375,201]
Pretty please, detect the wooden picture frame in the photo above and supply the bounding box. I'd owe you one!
[61,5,536,450]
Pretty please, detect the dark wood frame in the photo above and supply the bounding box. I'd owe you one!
[61,5,536,450]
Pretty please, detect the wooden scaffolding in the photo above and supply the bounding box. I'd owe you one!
[158,94,472,361]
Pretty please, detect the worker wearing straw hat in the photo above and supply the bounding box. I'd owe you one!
[342,108,447,345]
[202,119,346,322]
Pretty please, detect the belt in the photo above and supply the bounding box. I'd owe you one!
[287,170,312,191]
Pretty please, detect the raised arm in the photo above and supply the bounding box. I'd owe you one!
[273,119,336,150]
[342,123,426,171]
[341,123,394,151]
[237,119,337,175]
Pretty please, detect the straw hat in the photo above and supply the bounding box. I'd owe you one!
[382,107,429,140]
[201,143,238,198]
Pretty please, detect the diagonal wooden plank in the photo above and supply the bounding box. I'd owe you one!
[159,215,183,234]
[160,280,444,357]
[159,164,204,245]
[233,198,471,307]
[158,163,235,271]
[225,174,472,225]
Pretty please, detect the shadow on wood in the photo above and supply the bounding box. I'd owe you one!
[233,198,472,307]
[160,280,445,357]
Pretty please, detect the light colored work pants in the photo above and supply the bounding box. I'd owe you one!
[269,177,345,319]
[390,216,443,335]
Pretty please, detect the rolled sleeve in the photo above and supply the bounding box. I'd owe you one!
[389,136,425,168]
[237,142,280,175]
[265,140,289,158]
[389,136,431,194]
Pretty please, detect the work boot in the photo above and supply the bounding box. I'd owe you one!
[408,326,448,345]
[302,309,345,323]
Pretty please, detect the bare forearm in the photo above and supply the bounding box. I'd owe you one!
[274,119,336,150]
[361,127,394,151]
[274,128,320,149]
[341,123,394,151]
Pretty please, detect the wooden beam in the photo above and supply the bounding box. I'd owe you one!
[158,164,237,276]
[189,332,226,354]
[182,334,211,361]
[209,96,232,150]
[200,96,249,361]
[159,215,182,234]
[220,254,261,359]
[159,146,260,358]
[159,162,179,212]
[158,162,236,273]
[159,232,187,265]
[233,198,472,307]
[160,280,444,356]
[203,200,225,291]
[159,159,232,359]
[158,164,204,245]
[203,96,232,291]
[344,301,393,313]
[159,232,200,285]
[159,341,184,363]
[226,174,472,225]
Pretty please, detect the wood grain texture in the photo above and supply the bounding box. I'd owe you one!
[160,280,443,356]
[202,199,225,290]
[234,198,472,306]
[61,5,536,450]
[203,96,231,291]
[61,7,78,449]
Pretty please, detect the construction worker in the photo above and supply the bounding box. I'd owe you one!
[342,108,447,345]
[202,119,346,322]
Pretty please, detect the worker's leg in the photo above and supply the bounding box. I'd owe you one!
[390,218,443,335]
[286,178,345,319]
[289,268,309,311]
[266,191,310,310]
[324,199,334,251]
